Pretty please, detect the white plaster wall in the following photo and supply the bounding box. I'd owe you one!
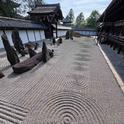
[53,32,56,38]
[19,30,28,44]
[0,29,46,48]
[53,30,67,37]
[39,30,42,40]
[0,30,13,48]
[58,30,66,37]
[6,30,13,46]
[0,30,4,48]
[77,31,97,36]
[40,30,45,39]
[28,30,35,42]
[35,30,41,41]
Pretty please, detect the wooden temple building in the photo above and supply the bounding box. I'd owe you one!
[28,2,63,39]
[97,0,124,54]
[0,2,71,48]
[0,16,46,48]
[0,0,70,77]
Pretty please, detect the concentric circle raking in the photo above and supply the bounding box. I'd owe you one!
[39,91,107,124]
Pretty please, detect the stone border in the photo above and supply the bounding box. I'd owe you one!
[95,39,124,94]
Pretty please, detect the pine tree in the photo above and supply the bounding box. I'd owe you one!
[76,12,85,28]
[64,9,74,24]
[0,0,20,17]
[86,10,100,28]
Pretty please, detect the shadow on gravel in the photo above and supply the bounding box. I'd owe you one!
[7,72,20,78]
[66,73,84,80]
[73,62,87,66]
[80,45,91,48]
[75,53,91,58]
[81,49,89,53]
[73,65,87,72]
[76,56,90,62]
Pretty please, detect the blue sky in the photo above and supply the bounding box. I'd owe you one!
[45,0,112,19]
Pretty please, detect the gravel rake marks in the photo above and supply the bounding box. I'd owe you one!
[39,91,106,124]
[0,100,29,124]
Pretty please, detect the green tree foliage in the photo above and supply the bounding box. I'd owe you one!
[0,0,19,17]
[86,10,100,28]
[76,12,85,28]
[64,9,75,24]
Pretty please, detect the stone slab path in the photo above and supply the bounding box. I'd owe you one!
[0,37,124,124]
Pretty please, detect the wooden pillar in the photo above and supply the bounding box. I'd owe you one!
[56,22,58,38]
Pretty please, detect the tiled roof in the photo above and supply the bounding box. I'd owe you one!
[29,6,56,14]
[0,16,47,29]
[98,0,123,22]
[29,4,60,14]
[28,3,63,21]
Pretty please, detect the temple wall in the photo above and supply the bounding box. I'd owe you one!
[35,30,41,41]
[0,30,14,48]
[58,30,67,37]
[53,30,67,37]
[19,30,29,43]
[0,29,69,48]
[0,30,4,48]
[76,30,97,36]
[40,30,45,40]
[27,30,35,42]
[6,30,13,45]
[0,29,46,48]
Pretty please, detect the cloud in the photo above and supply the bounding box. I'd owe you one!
[45,0,112,18]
